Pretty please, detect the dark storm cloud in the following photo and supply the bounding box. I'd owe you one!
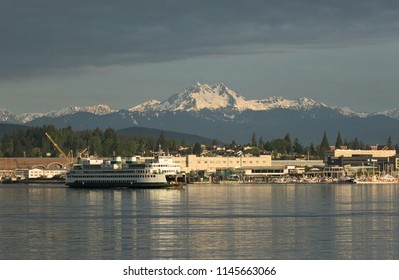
[1,0,399,78]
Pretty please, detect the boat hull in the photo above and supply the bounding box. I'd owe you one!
[353,181,398,184]
[66,181,183,189]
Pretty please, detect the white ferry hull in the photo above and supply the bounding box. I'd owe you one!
[65,173,184,188]
[66,181,176,188]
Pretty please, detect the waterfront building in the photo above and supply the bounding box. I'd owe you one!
[0,157,70,179]
[171,154,272,173]
[23,168,66,179]
[326,147,397,176]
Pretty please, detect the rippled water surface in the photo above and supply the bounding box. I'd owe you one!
[1,183,399,259]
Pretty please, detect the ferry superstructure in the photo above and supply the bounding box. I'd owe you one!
[65,155,185,188]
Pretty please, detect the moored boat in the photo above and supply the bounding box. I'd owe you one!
[354,174,398,184]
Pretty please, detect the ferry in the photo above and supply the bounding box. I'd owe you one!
[65,155,185,188]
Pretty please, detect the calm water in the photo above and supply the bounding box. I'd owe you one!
[1,183,399,260]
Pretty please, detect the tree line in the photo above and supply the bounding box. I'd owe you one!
[0,125,185,158]
[245,131,398,159]
[0,125,397,159]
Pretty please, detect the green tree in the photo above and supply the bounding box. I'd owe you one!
[293,138,303,154]
[284,133,292,154]
[124,139,139,156]
[335,131,343,148]
[308,143,316,157]
[352,138,360,149]
[387,136,393,149]
[212,139,220,146]
[269,138,288,154]
[229,140,237,149]
[12,140,24,157]
[249,146,262,156]
[192,142,202,156]
[319,131,330,159]
[251,132,257,146]
[157,132,167,150]
[89,135,102,156]
[2,135,14,157]
[31,147,42,157]
[258,136,264,149]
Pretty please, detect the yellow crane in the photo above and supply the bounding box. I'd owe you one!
[44,132,73,162]
[78,147,88,158]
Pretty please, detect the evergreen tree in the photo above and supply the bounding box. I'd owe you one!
[180,139,186,148]
[192,142,202,156]
[157,132,166,150]
[335,131,343,148]
[12,140,24,157]
[263,141,272,152]
[387,136,393,149]
[31,147,42,157]
[284,133,292,154]
[1,135,14,157]
[319,131,330,159]
[258,136,264,149]
[212,139,220,146]
[352,138,360,150]
[251,132,257,147]
[293,138,303,154]
[229,140,237,149]
[89,135,102,156]
[309,143,316,157]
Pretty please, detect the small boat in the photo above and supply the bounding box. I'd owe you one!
[338,176,355,183]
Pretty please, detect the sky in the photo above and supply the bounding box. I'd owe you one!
[1,0,399,114]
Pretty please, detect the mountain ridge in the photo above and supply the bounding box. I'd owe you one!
[1,82,399,145]
[0,82,397,122]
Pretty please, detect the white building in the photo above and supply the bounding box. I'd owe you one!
[24,168,67,179]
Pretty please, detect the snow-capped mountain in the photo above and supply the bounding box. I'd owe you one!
[0,109,20,123]
[128,82,331,113]
[0,104,116,123]
[155,82,251,112]
[1,83,396,123]
[330,106,370,118]
[2,82,399,144]
[375,108,399,120]
[128,100,161,113]
[43,104,115,118]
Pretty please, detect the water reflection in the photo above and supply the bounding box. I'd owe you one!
[0,184,399,259]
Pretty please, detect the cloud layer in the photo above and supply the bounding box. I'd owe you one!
[1,0,399,78]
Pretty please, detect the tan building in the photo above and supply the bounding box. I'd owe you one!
[332,149,396,158]
[171,154,272,173]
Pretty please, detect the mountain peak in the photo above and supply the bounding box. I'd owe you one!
[46,104,115,118]
[127,82,352,114]
[156,82,248,112]
[0,108,20,123]
[128,99,161,112]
